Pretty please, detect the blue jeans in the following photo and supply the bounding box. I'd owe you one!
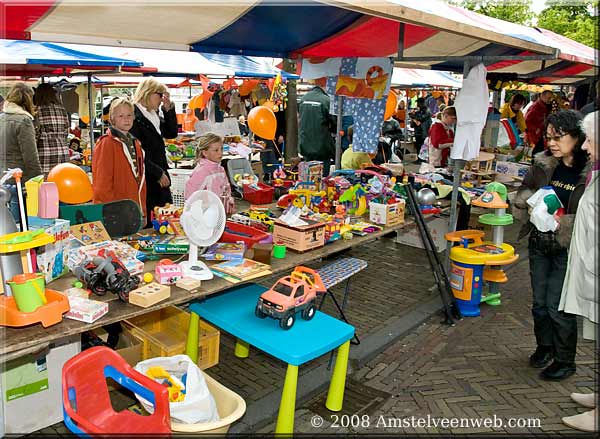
[2,184,22,228]
[529,230,577,363]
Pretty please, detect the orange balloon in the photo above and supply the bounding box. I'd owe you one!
[384,91,398,120]
[47,163,93,204]
[248,106,277,140]
[187,94,203,111]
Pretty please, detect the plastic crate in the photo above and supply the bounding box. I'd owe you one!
[220,220,270,249]
[242,183,274,205]
[123,306,219,370]
[167,168,194,208]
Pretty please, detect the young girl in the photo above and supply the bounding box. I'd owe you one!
[428,106,456,167]
[184,133,236,214]
[92,98,147,220]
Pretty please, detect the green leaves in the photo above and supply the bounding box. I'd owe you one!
[448,0,598,49]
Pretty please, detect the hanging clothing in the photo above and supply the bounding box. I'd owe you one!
[35,103,70,174]
[228,90,246,118]
[451,63,488,161]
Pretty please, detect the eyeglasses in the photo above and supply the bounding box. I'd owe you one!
[545,134,567,142]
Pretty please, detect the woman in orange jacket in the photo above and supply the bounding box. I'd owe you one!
[92,98,147,220]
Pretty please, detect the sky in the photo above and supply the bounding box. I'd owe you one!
[531,0,547,14]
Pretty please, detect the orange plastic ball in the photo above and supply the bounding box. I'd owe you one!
[47,163,93,204]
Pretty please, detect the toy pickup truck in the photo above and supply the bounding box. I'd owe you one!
[255,266,326,329]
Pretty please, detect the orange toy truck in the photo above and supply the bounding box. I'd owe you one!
[255,266,326,329]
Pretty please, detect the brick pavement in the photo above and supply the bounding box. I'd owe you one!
[31,222,597,436]
[261,242,598,435]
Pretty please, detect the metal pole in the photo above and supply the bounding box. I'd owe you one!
[444,60,471,268]
[334,95,343,170]
[88,73,95,156]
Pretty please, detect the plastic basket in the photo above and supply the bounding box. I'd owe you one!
[167,169,194,208]
[242,183,274,205]
[170,371,246,433]
[220,220,270,249]
[123,306,219,370]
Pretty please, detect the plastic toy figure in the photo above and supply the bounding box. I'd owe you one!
[255,266,326,329]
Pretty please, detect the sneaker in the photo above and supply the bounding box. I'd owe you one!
[571,393,596,409]
[562,408,597,432]
[540,360,576,381]
[529,346,553,368]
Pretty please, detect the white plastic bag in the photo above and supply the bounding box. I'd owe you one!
[526,187,562,232]
[134,355,220,425]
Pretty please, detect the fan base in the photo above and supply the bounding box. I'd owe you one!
[179,260,214,281]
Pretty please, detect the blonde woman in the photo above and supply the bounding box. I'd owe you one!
[130,78,178,225]
[184,133,235,214]
[0,83,42,224]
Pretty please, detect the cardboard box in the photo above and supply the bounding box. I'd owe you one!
[0,335,80,434]
[64,296,109,323]
[29,216,71,283]
[298,161,323,187]
[67,240,144,275]
[495,161,530,179]
[395,216,448,253]
[272,219,326,252]
[369,200,405,227]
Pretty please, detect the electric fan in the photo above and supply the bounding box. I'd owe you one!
[179,190,226,280]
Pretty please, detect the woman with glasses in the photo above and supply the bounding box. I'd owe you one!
[130,78,178,226]
[513,109,589,381]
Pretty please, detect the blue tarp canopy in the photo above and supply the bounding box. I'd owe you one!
[0,39,142,75]
[58,44,298,79]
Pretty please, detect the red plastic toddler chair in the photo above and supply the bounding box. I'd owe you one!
[62,346,171,436]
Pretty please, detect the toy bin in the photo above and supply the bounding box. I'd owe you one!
[170,370,246,434]
[220,220,270,249]
[243,183,274,205]
[167,169,194,208]
[123,306,219,370]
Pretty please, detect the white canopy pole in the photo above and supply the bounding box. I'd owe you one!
[444,60,471,268]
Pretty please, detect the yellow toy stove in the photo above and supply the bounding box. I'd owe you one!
[445,182,519,316]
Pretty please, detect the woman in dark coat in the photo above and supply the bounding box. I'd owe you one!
[130,78,178,225]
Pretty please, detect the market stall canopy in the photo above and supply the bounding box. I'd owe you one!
[0,39,145,76]
[59,44,298,79]
[1,0,556,60]
[8,0,598,84]
[391,68,462,88]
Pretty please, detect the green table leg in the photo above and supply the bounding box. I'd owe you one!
[234,339,250,358]
[275,364,298,434]
[185,312,199,362]
[326,340,350,411]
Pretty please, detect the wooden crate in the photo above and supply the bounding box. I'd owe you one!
[272,219,325,252]
[123,306,219,370]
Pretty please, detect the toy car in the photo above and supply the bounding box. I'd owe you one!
[255,266,326,329]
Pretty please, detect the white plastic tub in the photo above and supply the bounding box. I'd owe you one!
[170,370,246,434]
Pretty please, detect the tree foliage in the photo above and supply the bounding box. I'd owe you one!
[449,0,598,48]
[449,0,535,25]
[537,0,598,49]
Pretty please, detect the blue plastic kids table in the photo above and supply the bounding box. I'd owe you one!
[186,283,355,434]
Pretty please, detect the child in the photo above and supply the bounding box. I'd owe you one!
[92,98,147,220]
[184,133,236,214]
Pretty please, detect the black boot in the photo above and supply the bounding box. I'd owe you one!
[540,361,576,381]
[529,345,553,368]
